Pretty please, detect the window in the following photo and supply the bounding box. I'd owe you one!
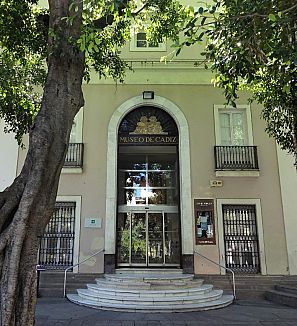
[38,202,76,270]
[214,106,253,146]
[219,111,246,146]
[130,30,166,52]
[222,204,260,273]
[38,197,81,272]
[216,199,267,275]
[214,105,259,174]
[70,109,83,144]
[63,109,84,170]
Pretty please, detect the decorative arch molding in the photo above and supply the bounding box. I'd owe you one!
[104,95,194,261]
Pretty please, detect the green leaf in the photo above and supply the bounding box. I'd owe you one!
[268,13,276,22]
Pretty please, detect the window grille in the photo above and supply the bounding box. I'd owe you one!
[222,204,260,273]
[39,202,76,270]
[64,143,84,168]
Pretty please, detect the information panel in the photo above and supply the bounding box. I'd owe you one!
[194,199,216,245]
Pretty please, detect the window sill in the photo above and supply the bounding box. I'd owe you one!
[215,170,260,177]
[61,167,83,174]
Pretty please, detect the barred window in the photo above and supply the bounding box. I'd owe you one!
[222,204,260,274]
[38,202,76,270]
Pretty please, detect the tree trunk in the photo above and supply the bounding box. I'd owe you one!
[0,1,84,325]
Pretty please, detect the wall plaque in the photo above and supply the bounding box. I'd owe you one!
[194,199,216,245]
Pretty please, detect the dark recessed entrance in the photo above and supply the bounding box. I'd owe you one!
[116,106,181,267]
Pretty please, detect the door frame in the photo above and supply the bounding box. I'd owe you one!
[105,96,194,259]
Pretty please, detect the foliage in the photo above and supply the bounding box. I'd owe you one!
[179,0,297,155]
[0,1,47,143]
[0,0,189,144]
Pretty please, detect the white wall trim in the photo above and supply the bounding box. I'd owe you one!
[105,95,194,255]
[56,196,82,273]
[216,198,267,275]
[276,147,297,275]
[215,171,260,177]
[214,104,254,145]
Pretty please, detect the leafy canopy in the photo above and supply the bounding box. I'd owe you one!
[179,0,297,155]
[0,0,188,143]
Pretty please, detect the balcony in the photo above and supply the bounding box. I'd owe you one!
[64,143,84,168]
[214,146,259,171]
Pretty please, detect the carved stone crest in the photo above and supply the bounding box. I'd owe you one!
[130,116,168,135]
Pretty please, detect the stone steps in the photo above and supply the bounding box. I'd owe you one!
[67,272,233,312]
[104,273,194,283]
[199,274,297,299]
[77,288,223,305]
[67,293,233,312]
[86,283,213,297]
[115,268,183,275]
[39,272,297,299]
[265,285,297,308]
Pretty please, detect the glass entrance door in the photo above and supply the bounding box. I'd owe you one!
[116,149,181,267]
[117,211,180,267]
[148,213,163,265]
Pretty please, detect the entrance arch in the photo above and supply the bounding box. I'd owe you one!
[105,96,193,271]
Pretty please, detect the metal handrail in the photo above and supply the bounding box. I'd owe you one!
[63,248,104,297]
[194,250,236,300]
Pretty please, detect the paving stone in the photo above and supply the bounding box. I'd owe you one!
[35,298,297,326]
[134,321,148,326]
[147,322,161,326]
[68,320,84,326]
[122,321,136,326]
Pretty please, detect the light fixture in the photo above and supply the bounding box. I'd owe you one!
[142,91,154,100]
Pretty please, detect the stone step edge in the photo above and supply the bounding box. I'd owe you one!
[275,285,297,295]
[76,288,223,303]
[266,289,297,300]
[96,279,202,287]
[87,283,213,295]
[67,294,234,312]
[115,269,183,274]
[104,274,194,280]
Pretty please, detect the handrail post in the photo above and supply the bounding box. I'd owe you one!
[194,250,236,300]
[63,248,104,298]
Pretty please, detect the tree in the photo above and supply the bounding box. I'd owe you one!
[179,0,297,164]
[0,1,188,325]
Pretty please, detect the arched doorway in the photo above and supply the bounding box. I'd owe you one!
[116,106,181,267]
[105,95,194,273]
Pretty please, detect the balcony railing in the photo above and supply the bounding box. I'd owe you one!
[214,146,259,170]
[64,143,84,168]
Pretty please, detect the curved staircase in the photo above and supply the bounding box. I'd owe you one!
[67,269,234,312]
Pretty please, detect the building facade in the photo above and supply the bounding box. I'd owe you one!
[1,2,297,277]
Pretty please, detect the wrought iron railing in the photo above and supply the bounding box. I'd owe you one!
[194,250,236,300]
[214,146,259,170]
[64,143,84,168]
[64,248,104,297]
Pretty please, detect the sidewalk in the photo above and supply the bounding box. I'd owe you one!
[36,298,297,326]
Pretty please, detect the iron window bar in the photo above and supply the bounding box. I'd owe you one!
[38,202,76,270]
[64,143,84,168]
[222,205,260,274]
[63,248,104,298]
[214,146,259,171]
[194,250,236,300]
